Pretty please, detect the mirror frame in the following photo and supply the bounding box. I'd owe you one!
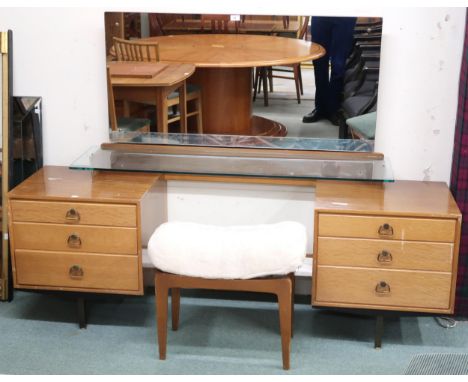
[0,30,11,301]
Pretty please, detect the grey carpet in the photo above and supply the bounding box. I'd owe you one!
[1,290,468,374]
[405,353,468,375]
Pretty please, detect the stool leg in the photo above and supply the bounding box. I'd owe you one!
[155,273,169,360]
[277,278,292,370]
[171,288,180,331]
[290,274,295,338]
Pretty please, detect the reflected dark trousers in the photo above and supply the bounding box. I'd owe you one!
[311,16,356,115]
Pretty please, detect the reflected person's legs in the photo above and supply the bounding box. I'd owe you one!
[328,17,357,115]
[303,16,332,123]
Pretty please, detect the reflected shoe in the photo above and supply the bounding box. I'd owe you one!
[328,111,342,126]
[302,109,327,123]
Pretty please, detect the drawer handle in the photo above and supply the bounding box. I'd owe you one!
[375,281,391,296]
[378,223,394,237]
[69,265,84,280]
[65,208,80,223]
[67,234,82,249]
[377,250,393,264]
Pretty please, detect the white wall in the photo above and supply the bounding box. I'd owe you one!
[374,8,465,182]
[0,5,465,232]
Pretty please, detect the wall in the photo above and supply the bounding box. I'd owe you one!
[0,5,465,254]
[374,8,465,182]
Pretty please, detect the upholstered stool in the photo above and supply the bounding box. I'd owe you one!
[147,221,307,370]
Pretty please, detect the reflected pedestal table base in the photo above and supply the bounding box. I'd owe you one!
[190,67,287,137]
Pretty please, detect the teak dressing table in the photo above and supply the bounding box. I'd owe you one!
[6,137,462,343]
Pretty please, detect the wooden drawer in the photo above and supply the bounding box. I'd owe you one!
[10,200,137,227]
[318,214,456,243]
[317,237,453,272]
[12,222,138,255]
[14,250,140,292]
[315,266,452,311]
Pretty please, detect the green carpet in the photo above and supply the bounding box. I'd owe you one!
[0,291,467,374]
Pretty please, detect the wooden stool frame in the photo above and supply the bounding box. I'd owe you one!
[154,270,295,370]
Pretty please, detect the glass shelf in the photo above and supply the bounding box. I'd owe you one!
[70,146,394,182]
[109,131,375,152]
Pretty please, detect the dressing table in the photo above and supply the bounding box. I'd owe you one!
[6,133,461,342]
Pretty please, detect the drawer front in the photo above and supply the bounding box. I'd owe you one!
[317,237,453,272]
[318,214,456,243]
[315,266,452,311]
[10,200,137,227]
[15,250,139,291]
[13,223,138,255]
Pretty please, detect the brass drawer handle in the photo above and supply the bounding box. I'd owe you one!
[377,250,393,264]
[69,265,84,280]
[65,208,80,223]
[67,233,82,249]
[375,281,391,296]
[378,223,394,237]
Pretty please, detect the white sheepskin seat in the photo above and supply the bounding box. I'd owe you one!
[147,221,307,279]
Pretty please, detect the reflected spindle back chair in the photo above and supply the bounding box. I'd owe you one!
[112,37,203,134]
[200,14,239,33]
[106,65,151,133]
[253,16,310,105]
[114,37,160,62]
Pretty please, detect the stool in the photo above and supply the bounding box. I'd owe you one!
[148,221,307,370]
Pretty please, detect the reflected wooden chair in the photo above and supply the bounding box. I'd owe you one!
[200,14,239,33]
[106,66,151,133]
[253,17,310,105]
[148,13,186,36]
[112,37,203,134]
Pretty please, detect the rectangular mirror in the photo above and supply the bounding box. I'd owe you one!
[104,13,382,149]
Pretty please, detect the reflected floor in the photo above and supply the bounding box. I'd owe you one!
[252,66,338,139]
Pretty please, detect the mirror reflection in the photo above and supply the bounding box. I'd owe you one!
[104,13,382,145]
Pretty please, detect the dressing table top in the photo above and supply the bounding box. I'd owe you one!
[315,180,461,218]
[8,166,160,203]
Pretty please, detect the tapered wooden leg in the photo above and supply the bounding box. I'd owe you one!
[155,273,169,360]
[178,82,187,134]
[268,66,273,92]
[123,100,130,117]
[290,274,295,338]
[277,279,292,370]
[195,94,203,134]
[171,288,180,331]
[293,65,301,104]
[155,90,166,133]
[262,68,269,106]
[253,68,259,101]
[298,66,303,95]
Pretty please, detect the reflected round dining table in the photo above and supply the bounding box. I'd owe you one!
[142,34,325,136]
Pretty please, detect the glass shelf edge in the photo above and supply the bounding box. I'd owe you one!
[69,147,394,182]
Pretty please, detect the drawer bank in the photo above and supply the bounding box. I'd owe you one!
[7,167,461,344]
